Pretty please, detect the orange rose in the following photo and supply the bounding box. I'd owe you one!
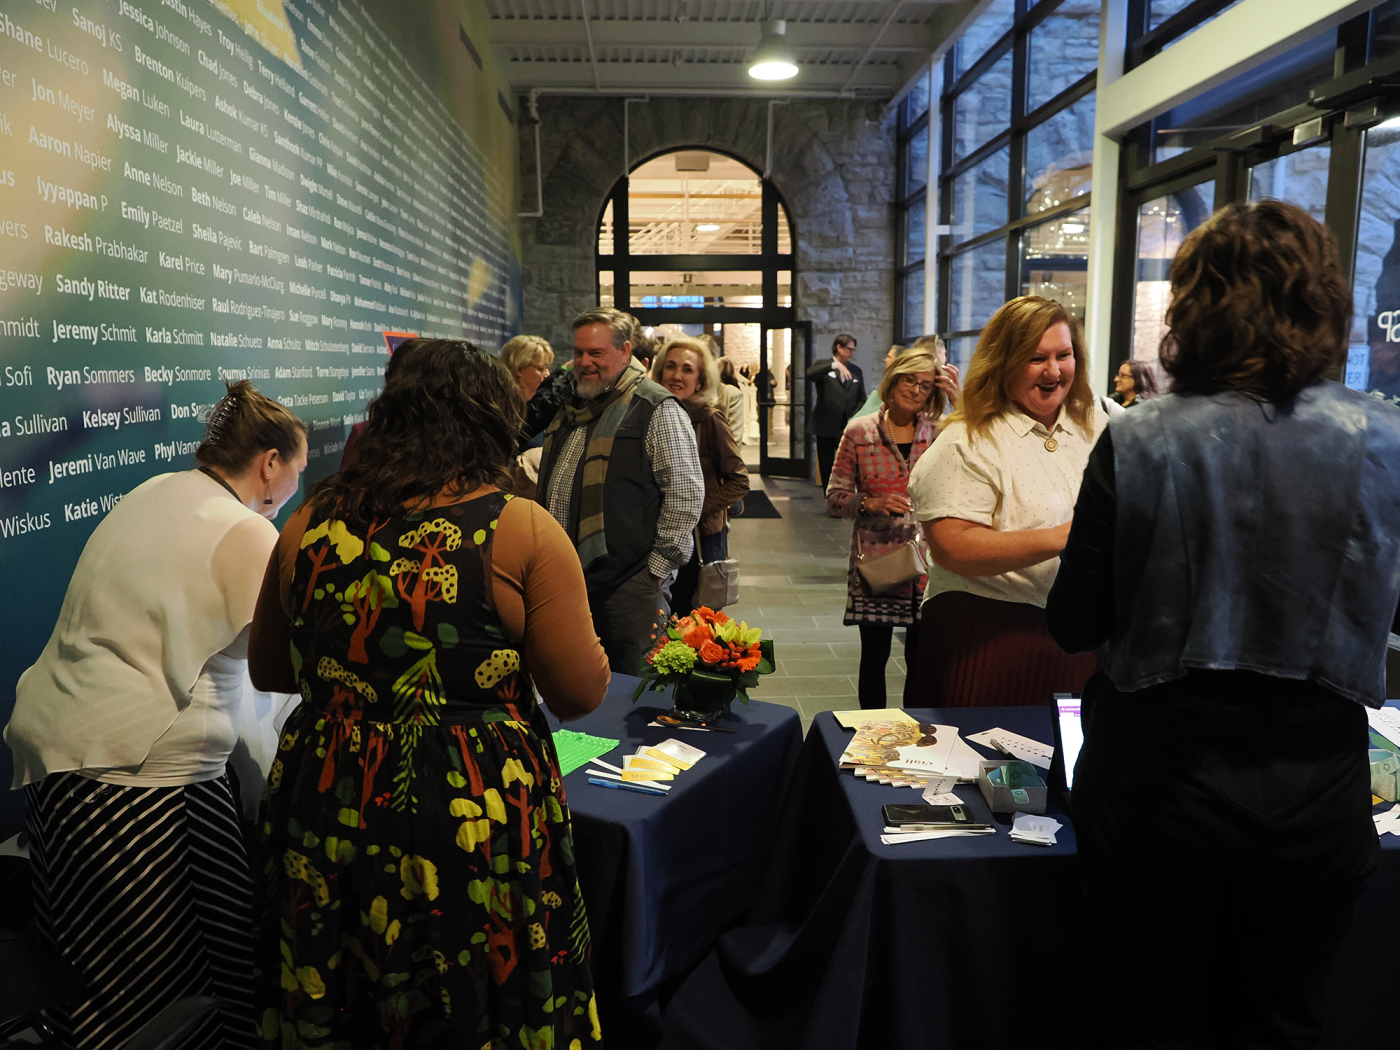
[673,616,697,635]
[682,622,713,648]
[698,640,727,664]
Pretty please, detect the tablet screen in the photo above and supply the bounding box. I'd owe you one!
[1056,695,1083,790]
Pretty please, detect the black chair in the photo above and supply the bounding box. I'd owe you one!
[0,848,228,1050]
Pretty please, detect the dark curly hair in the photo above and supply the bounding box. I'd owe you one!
[1162,200,1351,403]
[311,339,523,521]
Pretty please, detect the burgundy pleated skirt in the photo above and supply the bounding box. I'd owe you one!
[913,590,1098,707]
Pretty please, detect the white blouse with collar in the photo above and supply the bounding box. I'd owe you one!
[908,404,1107,608]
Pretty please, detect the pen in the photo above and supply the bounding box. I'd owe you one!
[588,777,667,797]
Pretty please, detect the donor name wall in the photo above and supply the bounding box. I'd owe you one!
[0,0,522,800]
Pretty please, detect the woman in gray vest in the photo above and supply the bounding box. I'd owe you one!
[1047,200,1400,1049]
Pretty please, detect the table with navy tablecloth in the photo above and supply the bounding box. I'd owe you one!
[543,673,802,1049]
[657,705,1400,1050]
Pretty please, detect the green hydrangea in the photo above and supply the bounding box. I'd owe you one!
[652,641,697,675]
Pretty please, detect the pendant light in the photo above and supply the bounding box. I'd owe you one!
[749,19,798,81]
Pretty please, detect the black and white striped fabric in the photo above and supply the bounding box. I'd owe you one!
[25,774,258,1050]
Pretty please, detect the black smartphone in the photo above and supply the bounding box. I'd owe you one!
[882,803,976,826]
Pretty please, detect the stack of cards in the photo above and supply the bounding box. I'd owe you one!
[1009,812,1063,846]
[838,720,985,787]
[587,738,707,795]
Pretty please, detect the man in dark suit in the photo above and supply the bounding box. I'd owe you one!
[807,333,866,490]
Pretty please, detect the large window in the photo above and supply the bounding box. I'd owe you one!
[1112,1,1400,397]
[595,149,808,477]
[895,72,932,342]
[935,0,1098,367]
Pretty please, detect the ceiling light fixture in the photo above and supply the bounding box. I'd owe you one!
[749,19,798,81]
[696,223,721,232]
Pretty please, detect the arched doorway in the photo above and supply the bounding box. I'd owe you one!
[594,149,810,478]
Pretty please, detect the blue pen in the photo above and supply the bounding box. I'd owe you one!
[588,776,666,797]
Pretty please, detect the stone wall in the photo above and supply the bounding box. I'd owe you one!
[517,95,898,378]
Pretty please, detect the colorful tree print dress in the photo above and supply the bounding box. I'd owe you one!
[257,492,602,1050]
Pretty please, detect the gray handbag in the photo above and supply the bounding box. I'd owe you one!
[695,527,740,610]
[854,516,924,594]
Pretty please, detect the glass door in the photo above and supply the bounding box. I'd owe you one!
[1346,120,1400,398]
[758,322,812,478]
[1117,173,1216,388]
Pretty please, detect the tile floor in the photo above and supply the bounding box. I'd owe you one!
[721,475,910,734]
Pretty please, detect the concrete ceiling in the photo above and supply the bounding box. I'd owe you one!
[483,0,985,99]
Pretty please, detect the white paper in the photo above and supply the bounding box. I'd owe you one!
[967,728,1054,771]
[832,709,919,729]
[920,792,963,806]
[650,738,706,764]
[1368,707,1400,749]
[919,776,957,797]
[883,726,985,781]
[1010,812,1062,845]
[647,721,719,732]
[1373,804,1400,836]
[880,828,996,845]
[886,724,958,775]
[945,735,988,780]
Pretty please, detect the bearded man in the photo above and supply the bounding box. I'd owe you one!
[537,308,704,673]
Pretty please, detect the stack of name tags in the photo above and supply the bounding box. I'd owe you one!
[586,738,707,797]
[834,710,985,788]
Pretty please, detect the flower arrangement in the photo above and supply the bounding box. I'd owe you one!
[633,606,775,716]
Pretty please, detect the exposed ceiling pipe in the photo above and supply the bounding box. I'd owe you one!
[579,0,603,92]
[517,88,544,219]
[526,85,890,99]
[623,95,650,177]
[765,98,790,179]
[841,0,906,97]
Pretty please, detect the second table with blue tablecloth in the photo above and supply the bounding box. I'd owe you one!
[658,705,1400,1050]
[543,673,802,1050]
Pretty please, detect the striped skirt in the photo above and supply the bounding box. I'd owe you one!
[913,590,1099,706]
[25,774,258,1050]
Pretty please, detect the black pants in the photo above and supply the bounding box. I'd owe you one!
[856,622,921,709]
[1073,670,1378,1050]
[815,435,841,489]
[590,568,666,676]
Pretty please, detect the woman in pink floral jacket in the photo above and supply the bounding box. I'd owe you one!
[826,349,951,708]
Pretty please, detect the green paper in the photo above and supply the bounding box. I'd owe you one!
[552,729,621,777]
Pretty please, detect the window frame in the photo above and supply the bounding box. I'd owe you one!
[895,75,933,342]
[935,0,1098,360]
[593,146,796,330]
[1125,0,1244,72]
[1107,7,1394,379]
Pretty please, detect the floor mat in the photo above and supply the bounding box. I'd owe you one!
[729,491,783,518]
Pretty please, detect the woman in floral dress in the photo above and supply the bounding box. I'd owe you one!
[249,339,611,1050]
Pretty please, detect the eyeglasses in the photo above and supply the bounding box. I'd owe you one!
[896,375,935,395]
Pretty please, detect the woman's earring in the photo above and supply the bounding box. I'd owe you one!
[263,478,273,505]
